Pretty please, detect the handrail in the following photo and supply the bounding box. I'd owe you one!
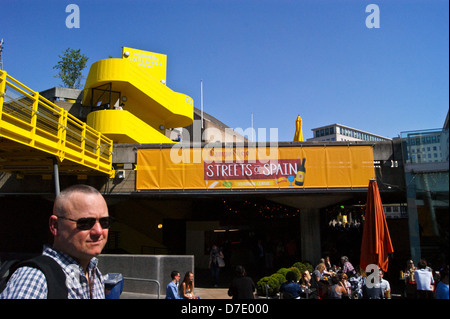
[3,91,112,155]
[123,277,161,299]
[0,70,114,177]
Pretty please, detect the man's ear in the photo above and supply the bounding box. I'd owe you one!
[49,215,58,236]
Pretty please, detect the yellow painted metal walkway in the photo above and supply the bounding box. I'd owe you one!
[0,70,114,177]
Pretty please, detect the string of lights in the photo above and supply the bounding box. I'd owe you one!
[221,199,300,219]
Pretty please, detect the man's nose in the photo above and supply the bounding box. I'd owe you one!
[90,221,104,234]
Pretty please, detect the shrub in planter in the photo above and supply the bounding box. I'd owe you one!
[288,267,301,282]
[271,273,285,287]
[276,267,290,278]
[256,275,281,297]
[292,262,314,275]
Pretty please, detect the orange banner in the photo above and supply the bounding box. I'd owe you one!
[136,145,375,190]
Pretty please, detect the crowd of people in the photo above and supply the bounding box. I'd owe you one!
[400,259,449,300]
[166,252,449,300]
[279,255,385,299]
[282,256,448,299]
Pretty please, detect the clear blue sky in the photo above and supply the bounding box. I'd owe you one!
[1,0,448,142]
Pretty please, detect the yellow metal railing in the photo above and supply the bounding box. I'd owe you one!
[0,70,114,177]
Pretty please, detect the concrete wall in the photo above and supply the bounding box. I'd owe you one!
[97,254,194,296]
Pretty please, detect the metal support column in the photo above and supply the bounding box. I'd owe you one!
[53,157,60,196]
[405,172,421,264]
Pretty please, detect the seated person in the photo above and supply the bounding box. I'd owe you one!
[280,271,303,299]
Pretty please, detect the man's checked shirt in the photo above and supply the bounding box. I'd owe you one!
[0,246,105,299]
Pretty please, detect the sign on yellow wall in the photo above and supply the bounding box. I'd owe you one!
[122,46,167,82]
[136,145,375,190]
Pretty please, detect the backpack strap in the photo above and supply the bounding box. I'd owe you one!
[17,255,68,299]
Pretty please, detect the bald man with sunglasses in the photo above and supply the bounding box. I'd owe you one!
[1,185,111,299]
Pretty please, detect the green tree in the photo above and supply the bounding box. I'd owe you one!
[53,48,88,89]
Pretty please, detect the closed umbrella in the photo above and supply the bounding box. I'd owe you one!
[293,115,303,142]
[360,179,394,273]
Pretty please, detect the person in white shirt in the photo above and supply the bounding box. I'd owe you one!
[379,270,391,298]
[414,259,435,299]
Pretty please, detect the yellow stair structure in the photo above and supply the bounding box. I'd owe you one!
[82,47,194,144]
[0,70,114,177]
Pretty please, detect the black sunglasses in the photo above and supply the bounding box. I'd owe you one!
[56,215,113,230]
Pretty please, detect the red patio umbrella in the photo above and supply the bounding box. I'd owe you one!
[360,179,394,273]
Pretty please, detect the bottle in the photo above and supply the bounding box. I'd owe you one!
[295,158,306,186]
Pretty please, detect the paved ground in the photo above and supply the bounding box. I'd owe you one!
[120,287,232,299]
